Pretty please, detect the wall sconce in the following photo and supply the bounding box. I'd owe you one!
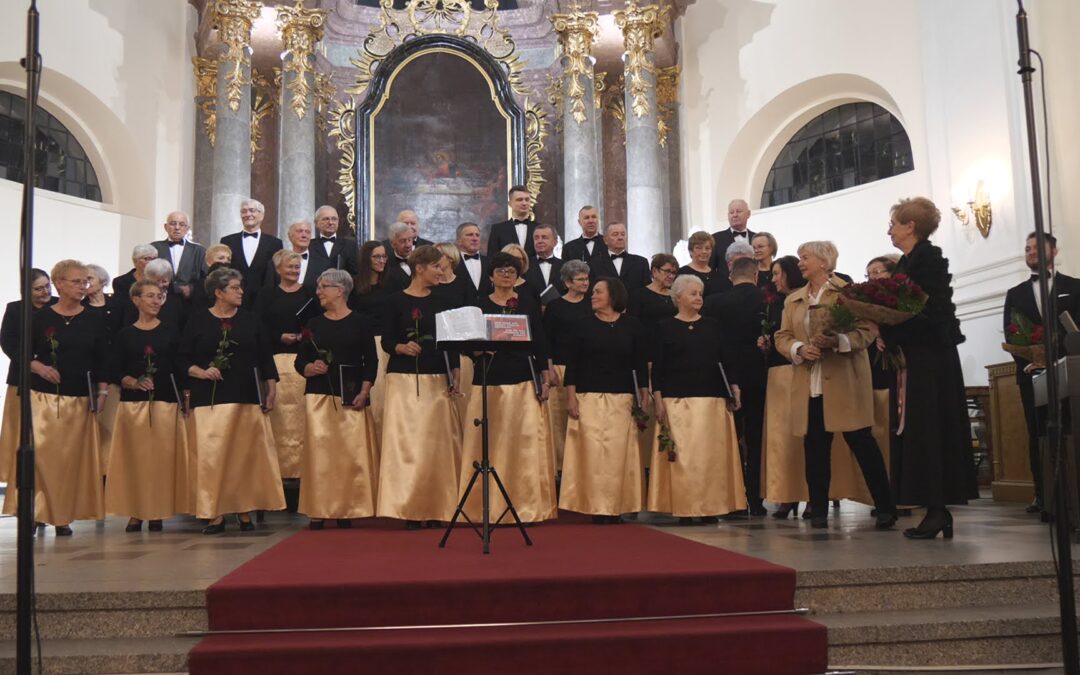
[952,180,993,238]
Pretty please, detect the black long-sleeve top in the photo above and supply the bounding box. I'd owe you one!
[109,323,185,403]
[678,265,728,297]
[294,312,378,396]
[179,309,278,408]
[252,285,316,355]
[563,314,648,395]
[469,294,547,386]
[348,283,394,336]
[652,316,738,399]
[30,307,110,396]
[882,239,965,349]
[433,278,472,309]
[381,291,460,374]
[764,295,789,369]
[118,291,187,335]
[542,295,591,365]
[626,286,676,363]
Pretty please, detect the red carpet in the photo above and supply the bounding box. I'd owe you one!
[189,521,827,674]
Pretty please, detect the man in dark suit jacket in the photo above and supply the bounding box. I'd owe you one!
[452,222,491,303]
[113,244,160,301]
[703,256,769,516]
[310,205,359,275]
[486,185,537,256]
[561,204,607,264]
[385,221,416,291]
[526,224,565,297]
[589,222,650,291]
[1003,231,1080,514]
[709,198,756,271]
[380,209,433,253]
[220,198,283,305]
[151,210,208,302]
[264,220,330,292]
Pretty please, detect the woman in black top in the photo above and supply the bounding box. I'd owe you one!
[650,274,745,523]
[434,242,474,422]
[678,232,727,296]
[543,260,592,475]
[105,279,188,532]
[560,277,649,523]
[377,245,462,528]
[254,250,315,483]
[752,232,779,292]
[458,253,556,523]
[350,240,394,435]
[180,267,284,534]
[1,260,108,535]
[295,269,380,529]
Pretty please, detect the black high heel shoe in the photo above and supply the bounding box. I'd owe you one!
[773,503,798,519]
[148,520,163,532]
[903,510,953,539]
[125,519,143,533]
[202,519,226,535]
[237,515,255,532]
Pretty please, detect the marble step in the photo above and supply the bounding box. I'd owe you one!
[0,636,196,674]
[0,590,206,640]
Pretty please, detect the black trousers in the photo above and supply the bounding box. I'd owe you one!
[804,396,894,516]
[736,386,766,506]
[1017,376,1044,505]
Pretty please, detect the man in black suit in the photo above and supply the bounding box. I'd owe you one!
[453,222,491,303]
[711,239,756,295]
[310,205,359,275]
[1003,231,1080,515]
[561,204,607,264]
[703,256,769,516]
[590,222,650,290]
[151,211,208,302]
[263,220,330,292]
[709,199,756,272]
[113,244,159,301]
[385,221,416,291]
[220,198,283,305]
[487,185,537,256]
[381,209,433,252]
[525,224,565,298]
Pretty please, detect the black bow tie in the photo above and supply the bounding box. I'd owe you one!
[242,231,259,239]
[463,254,480,261]
[513,219,530,225]
[732,230,748,238]
[168,240,184,247]
[301,252,309,260]
[538,257,554,263]
[320,236,336,243]
[396,257,408,264]
[610,252,626,260]
[586,236,601,242]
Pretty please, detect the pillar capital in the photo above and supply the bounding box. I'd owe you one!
[276,0,328,120]
[551,5,599,125]
[614,1,670,120]
[210,0,261,113]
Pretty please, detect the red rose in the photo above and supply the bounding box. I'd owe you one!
[299,328,314,342]
[836,296,845,305]
[143,345,155,356]
[1031,326,1044,343]
[893,273,908,283]
[1006,323,1020,334]
[883,295,898,308]
[43,326,56,338]
[220,320,233,332]
[410,308,422,321]
[506,298,519,311]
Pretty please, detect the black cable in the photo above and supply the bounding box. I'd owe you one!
[1031,49,1051,237]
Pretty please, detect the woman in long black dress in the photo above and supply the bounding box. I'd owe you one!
[1,260,108,535]
[650,274,745,523]
[458,252,556,523]
[254,250,315,483]
[677,232,726,296]
[544,259,592,475]
[561,277,650,523]
[106,279,189,531]
[882,198,977,539]
[377,245,462,528]
[180,267,284,534]
[350,240,394,434]
[296,269,379,530]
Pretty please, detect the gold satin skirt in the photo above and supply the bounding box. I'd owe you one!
[1,391,103,524]
[648,398,747,517]
[96,384,121,476]
[268,353,306,479]
[547,365,569,472]
[104,401,189,520]
[455,355,475,427]
[559,393,642,516]
[0,386,20,483]
[459,382,557,523]
[636,363,656,475]
[299,394,380,519]
[377,373,462,522]
[369,337,390,437]
[188,403,285,519]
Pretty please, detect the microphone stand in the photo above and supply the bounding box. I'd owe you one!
[16,2,41,674]
[1016,3,1078,673]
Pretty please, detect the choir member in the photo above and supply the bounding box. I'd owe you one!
[386,221,416,291]
[752,232,778,290]
[190,245,232,310]
[882,198,978,538]
[650,275,746,523]
[392,209,434,247]
[452,222,491,304]
[526,224,565,296]
[500,243,541,306]
[151,210,208,302]
[487,185,537,256]
[774,241,895,529]
[310,205,360,275]
[0,269,52,484]
[591,223,650,290]
[220,198,284,304]
[350,240,394,435]
[295,269,380,529]
[434,242,472,308]
[458,252,556,523]
[83,264,113,317]
[120,259,187,331]
[560,277,649,523]
[180,267,284,534]
[709,199,755,272]
[561,205,606,264]
[1,260,108,535]
[105,280,189,531]
[112,244,158,302]
[86,264,120,479]
[377,245,462,529]
[253,250,316,483]
[678,231,727,296]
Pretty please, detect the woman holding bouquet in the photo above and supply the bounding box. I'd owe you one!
[458,252,556,523]
[378,245,462,529]
[295,269,380,530]
[650,275,745,523]
[180,267,284,534]
[1,260,108,535]
[883,198,977,539]
[106,280,189,530]
[773,242,895,529]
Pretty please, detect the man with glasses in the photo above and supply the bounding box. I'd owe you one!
[151,211,208,302]
[310,205,359,276]
[220,198,284,305]
[590,222,649,290]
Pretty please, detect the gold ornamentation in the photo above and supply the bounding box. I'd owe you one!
[314,71,337,133]
[524,99,548,204]
[614,2,670,120]
[210,0,261,113]
[409,0,471,36]
[276,0,328,121]
[250,71,276,162]
[594,71,607,111]
[656,64,679,148]
[193,56,219,147]
[604,73,627,141]
[546,74,564,135]
[551,6,599,125]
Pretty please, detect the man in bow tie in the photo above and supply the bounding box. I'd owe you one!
[310,205,359,275]
[220,198,284,305]
[151,210,207,301]
[526,224,565,297]
[591,222,649,290]
[487,185,537,256]
[452,222,491,303]
[561,204,608,265]
[386,221,417,291]
[709,199,756,271]
[261,220,329,292]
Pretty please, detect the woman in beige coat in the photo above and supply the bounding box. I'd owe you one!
[774,241,895,530]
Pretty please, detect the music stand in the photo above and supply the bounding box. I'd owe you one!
[438,339,534,554]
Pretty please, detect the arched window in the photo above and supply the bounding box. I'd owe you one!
[0,90,103,202]
[761,102,912,208]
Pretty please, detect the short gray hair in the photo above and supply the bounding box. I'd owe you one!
[388,221,412,239]
[86,263,110,287]
[205,267,242,297]
[241,198,265,214]
[144,258,174,281]
[318,268,353,295]
[797,240,839,272]
[288,220,313,235]
[560,259,590,284]
[313,205,337,221]
[132,244,157,261]
[725,240,754,265]
[671,274,704,301]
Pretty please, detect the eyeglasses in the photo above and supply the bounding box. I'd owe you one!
[493,267,518,277]
[317,283,343,291]
[659,268,678,277]
[371,254,388,261]
[571,276,590,284]
[60,277,90,287]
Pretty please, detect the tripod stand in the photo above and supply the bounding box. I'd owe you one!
[439,343,533,554]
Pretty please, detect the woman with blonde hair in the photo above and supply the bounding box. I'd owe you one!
[501,243,539,305]
[678,232,726,296]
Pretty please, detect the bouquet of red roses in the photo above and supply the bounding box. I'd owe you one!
[836,274,927,325]
[1002,309,1046,368]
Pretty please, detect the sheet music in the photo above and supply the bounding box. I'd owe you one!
[436,307,486,341]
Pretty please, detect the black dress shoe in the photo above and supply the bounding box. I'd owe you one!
[202,521,226,535]
[699,515,719,524]
[148,520,163,532]
[336,519,352,529]
[801,506,814,520]
[875,512,898,530]
[773,503,798,519]
[424,520,442,529]
[237,516,255,532]
[309,520,324,531]
[1026,501,1044,514]
[125,520,143,533]
[405,520,423,530]
[678,517,694,526]
[810,516,828,529]
[54,525,73,536]
[749,504,769,517]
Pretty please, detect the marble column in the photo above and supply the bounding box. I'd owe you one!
[276,1,327,239]
[616,2,671,257]
[192,56,217,243]
[552,7,600,242]
[209,0,260,246]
